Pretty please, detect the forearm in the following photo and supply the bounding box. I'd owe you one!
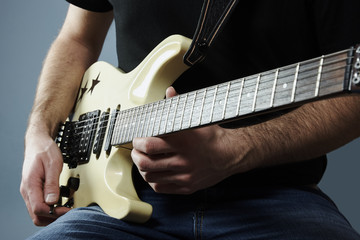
[26,6,113,139]
[227,94,360,172]
[26,37,100,138]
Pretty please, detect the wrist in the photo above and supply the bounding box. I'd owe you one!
[26,110,64,139]
[218,126,260,175]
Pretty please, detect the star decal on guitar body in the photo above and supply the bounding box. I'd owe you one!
[89,73,101,94]
[78,80,88,102]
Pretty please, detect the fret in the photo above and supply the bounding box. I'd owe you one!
[133,105,143,139]
[116,109,124,144]
[142,104,152,137]
[148,101,159,137]
[116,110,126,144]
[291,63,300,103]
[224,79,242,119]
[153,100,165,137]
[159,99,171,135]
[131,107,140,141]
[166,96,179,133]
[139,104,148,137]
[270,69,279,107]
[272,66,295,107]
[295,58,322,102]
[221,82,231,120]
[125,108,136,143]
[138,104,148,138]
[315,56,324,97]
[133,106,141,138]
[255,71,276,112]
[209,83,227,122]
[252,74,261,112]
[176,94,187,131]
[182,92,196,130]
[239,76,257,115]
[120,109,130,144]
[209,85,218,123]
[197,89,207,126]
[189,90,200,127]
[201,87,216,125]
[236,78,245,116]
[164,98,173,134]
[319,52,348,96]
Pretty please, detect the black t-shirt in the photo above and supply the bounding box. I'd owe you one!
[66,0,360,186]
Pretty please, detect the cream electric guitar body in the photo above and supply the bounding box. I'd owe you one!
[58,35,191,223]
[57,35,360,223]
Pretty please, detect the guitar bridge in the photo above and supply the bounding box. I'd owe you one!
[56,110,100,168]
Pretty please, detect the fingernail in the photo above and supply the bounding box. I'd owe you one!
[46,193,57,203]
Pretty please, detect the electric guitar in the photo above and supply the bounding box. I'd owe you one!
[57,35,360,223]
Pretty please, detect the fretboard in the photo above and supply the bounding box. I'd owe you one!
[111,48,356,146]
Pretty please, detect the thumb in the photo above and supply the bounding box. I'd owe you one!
[43,143,63,204]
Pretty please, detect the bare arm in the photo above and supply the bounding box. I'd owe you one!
[27,6,114,137]
[20,5,113,226]
[229,94,360,171]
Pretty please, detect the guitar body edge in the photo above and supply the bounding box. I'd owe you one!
[59,35,192,223]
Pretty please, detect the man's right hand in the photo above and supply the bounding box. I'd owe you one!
[20,132,70,226]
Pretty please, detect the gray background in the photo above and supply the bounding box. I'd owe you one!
[0,1,359,239]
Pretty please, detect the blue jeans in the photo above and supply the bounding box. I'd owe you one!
[28,172,360,240]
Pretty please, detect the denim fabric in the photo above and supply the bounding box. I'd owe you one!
[27,176,360,240]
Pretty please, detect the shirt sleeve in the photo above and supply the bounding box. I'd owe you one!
[66,0,113,12]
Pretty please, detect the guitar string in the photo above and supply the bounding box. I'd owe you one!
[67,49,351,129]
[62,51,352,143]
[68,53,351,135]
[119,64,346,145]
[69,58,350,134]
[94,65,348,147]
[65,60,350,147]
[69,69,348,146]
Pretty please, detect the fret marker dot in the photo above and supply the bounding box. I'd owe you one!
[247,93,251,98]
[283,83,288,89]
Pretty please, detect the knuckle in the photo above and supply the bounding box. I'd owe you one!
[142,172,150,181]
[32,203,44,216]
[19,183,26,196]
[152,183,164,193]
[143,139,156,154]
[142,172,156,183]
[171,160,188,170]
[44,181,58,189]
[33,218,42,226]
[137,159,150,171]
[178,173,193,185]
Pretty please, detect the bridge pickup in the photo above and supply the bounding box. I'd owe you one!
[93,111,109,157]
[57,110,100,168]
[77,110,100,165]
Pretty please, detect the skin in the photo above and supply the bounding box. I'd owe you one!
[21,6,114,226]
[21,5,360,226]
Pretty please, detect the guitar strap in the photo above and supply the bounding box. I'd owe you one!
[183,0,239,66]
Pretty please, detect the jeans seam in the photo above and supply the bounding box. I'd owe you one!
[194,208,204,240]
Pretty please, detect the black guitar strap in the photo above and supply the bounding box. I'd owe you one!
[183,0,239,66]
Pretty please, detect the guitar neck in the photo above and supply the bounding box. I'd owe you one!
[111,47,360,146]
